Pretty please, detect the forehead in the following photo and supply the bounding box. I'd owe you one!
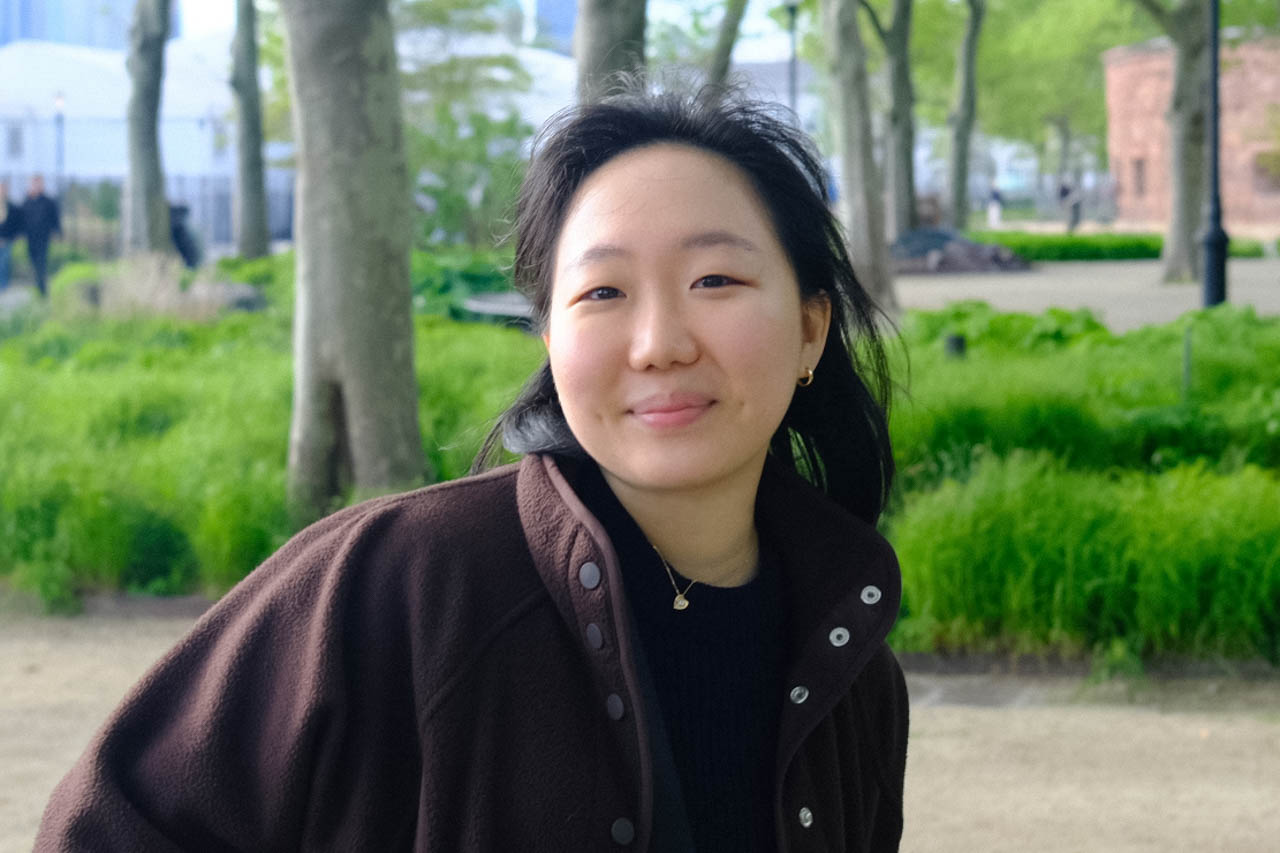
[554,143,780,260]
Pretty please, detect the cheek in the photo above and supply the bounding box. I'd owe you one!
[546,324,613,415]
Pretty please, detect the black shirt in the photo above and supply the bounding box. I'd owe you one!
[575,462,786,852]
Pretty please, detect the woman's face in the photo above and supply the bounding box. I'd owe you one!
[544,143,830,499]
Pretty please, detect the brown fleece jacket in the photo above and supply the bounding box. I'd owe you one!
[36,453,908,852]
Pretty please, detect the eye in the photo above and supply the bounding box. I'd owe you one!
[581,286,623,301]
[692,274,742,289]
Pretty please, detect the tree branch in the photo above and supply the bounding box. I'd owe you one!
[1129,0,1173,34]
[859,0,889,46]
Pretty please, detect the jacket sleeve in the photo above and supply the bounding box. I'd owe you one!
[34,498,425,852]
[858,643,909,852]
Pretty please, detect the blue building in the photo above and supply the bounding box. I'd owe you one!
[0,0,181,50]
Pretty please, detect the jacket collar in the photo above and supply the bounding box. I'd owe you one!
[513,452,902,846]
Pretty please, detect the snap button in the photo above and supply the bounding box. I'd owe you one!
[789,685,809,704]
[860,584,882,605]
[798,806,814,828]
[606,693,625,720]
[611,817,635,844]
[579,561,601,590]
[829,626,850,647]
[585,623,604,650]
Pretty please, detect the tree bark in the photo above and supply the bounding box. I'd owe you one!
[707,0,749,87]
[1164,1,1209,281]
[1053,117,1072,182]
[124,0,171,253]
[232,0,270,259]
[1128,0,1210,281]
[822,0,898,313]
[278,0,426,524]
[863,0,918,239]
[575,0,647,101]
[947,0,984,230]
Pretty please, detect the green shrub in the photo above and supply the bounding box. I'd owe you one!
[965,230,1266,261]
[0,309,543,605]
[892,303,1280,488]
[410,248,514,318]
[889,453,1280,663]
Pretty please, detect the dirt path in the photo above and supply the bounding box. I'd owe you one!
[3,598,1278,852]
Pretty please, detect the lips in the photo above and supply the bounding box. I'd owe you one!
[628,392,716,428]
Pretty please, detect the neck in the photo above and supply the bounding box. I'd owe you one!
[601,462,763,588]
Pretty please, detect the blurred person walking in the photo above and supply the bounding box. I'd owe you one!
[22,175,61,297]
[0,180,21,290]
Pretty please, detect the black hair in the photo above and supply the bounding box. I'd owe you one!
[473,81,895,525]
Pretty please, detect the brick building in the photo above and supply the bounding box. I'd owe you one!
[1104,36,1280,235]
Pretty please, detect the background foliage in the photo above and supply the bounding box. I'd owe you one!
[5,254,1279,668]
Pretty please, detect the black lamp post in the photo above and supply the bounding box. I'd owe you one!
[785,2,799,118]
[54,92,66,196]
[1201,0,1228,306]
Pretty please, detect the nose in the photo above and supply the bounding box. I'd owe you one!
[627,291,699,371]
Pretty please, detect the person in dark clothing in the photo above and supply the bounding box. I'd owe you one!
[37,84,908,852]
[21,174,61,297]
[0,180,21,291]
[169,202,202,268]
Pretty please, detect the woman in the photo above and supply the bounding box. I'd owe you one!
[37,86,907,852]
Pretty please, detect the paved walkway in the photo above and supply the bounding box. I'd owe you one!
[896,257,1280,332]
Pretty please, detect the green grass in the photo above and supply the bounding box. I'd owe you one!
[3,255,1279,664]
[891,302,1280,493]
[889,453,1280,664]
[966,230,1267,261]
[0,307,543,606]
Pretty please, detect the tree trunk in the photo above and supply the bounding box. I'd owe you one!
[278,0,426,524]
[947,0,984,231]
[707,0,749,87]
[1163,2,1209,281]
[575,0,647,101]
[822,0,898,313]
[1053,117,1072,182]
[232,0,270,259]
[865,0,918,238]
[124,0,171,252]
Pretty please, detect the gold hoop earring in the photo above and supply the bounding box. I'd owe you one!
[797,367,814,387]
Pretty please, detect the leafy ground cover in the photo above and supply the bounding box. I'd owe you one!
[966,230,1268,261]
[3,255,1278,665]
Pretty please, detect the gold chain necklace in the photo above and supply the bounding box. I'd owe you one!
[653,546,696,611]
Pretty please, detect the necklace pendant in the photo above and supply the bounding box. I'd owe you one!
[672,594,690,611]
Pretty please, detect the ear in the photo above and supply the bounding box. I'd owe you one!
[800,293,832,366]
[541,331,551,349]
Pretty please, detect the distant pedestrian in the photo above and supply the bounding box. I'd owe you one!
[21,174,61,297]
[169,202,201,268]
[1058,180,1082,234]
[0,180,21,291]
[986,185,1004,229]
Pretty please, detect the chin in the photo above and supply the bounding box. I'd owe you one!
[595,446,765,497]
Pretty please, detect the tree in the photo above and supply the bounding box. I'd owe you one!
[947,0,983,230]
[396,0,534,248]
[1129,0,1211,280]
[978,0,1149,172]
[278,0,426,523]
[861,0,918,237]
[708,0,750,87]
[821,0,897,312]
[576,0,648,100]
[123,0,171,252]
[1126,0,1277,281]
[231,0,270,258]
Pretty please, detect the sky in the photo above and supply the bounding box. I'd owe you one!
[177,1,796,63]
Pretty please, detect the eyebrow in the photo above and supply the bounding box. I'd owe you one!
[567,230,760,271]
